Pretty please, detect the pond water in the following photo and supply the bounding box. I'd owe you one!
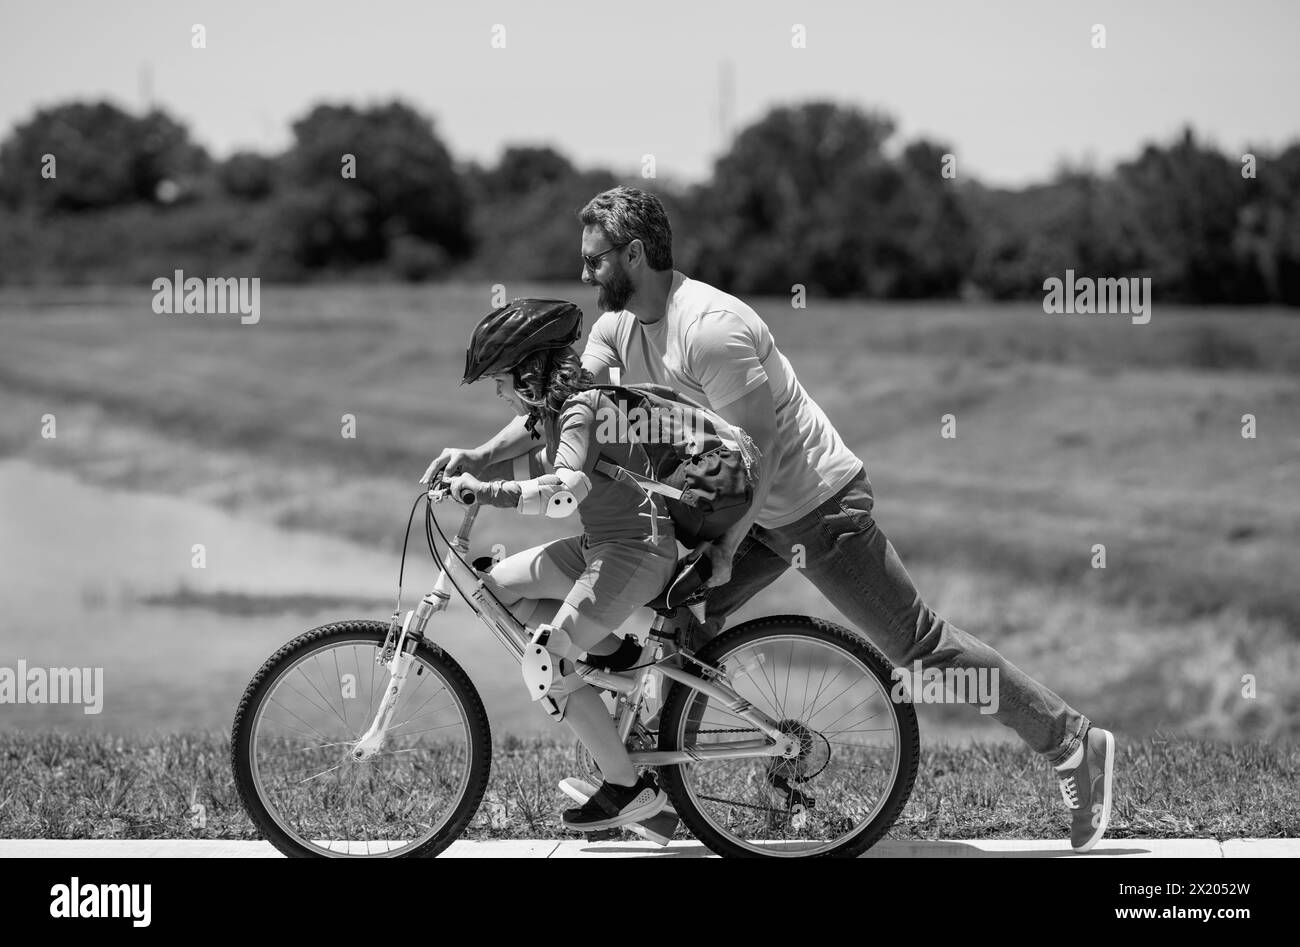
[0,459,543,737]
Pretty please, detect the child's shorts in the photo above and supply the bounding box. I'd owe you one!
[488,533,677,632]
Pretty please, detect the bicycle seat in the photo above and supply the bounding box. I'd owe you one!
[644,548,713,613]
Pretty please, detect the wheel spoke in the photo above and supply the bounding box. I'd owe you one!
[238,629,480,858]
[666,624,913,858]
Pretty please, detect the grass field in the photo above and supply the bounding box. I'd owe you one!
[2,731,1295,841]
[2,283,1297,745]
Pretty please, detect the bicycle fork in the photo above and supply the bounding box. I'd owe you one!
[352,608,423,761]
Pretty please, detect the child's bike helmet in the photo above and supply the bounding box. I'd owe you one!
[462,298,582,384]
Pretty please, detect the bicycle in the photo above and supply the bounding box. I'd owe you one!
[231,479,919,858]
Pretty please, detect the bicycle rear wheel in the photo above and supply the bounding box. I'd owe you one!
[658,615,918,858]
[231,620,491,857]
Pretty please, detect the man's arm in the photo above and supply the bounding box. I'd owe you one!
[680,309,776,583]
[581,311,620,385]
[420,413,535,485]
[708,383,778,586]
[476,414,535,464]
[478,447,545,483]
[582,354,613,386]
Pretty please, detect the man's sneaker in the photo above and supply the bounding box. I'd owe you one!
[561,772,667,832]
[1055,726,1115,852]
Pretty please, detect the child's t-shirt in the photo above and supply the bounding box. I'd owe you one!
[544,388,676,552]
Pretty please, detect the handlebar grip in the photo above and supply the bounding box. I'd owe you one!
[458,489,476,505]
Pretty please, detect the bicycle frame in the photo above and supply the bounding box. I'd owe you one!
[356,488,800,766]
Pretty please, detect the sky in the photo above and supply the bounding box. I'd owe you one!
[1,0,1297,188]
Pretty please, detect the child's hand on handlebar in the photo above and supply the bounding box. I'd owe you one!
[447,472,486,505]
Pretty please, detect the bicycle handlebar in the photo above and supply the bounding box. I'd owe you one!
[427,478,477,506]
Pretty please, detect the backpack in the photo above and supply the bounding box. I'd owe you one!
[589,383,758,547]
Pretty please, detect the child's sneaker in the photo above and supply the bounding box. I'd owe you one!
[561,772,667,832]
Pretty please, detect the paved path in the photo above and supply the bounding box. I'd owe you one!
[2,839,1295,858]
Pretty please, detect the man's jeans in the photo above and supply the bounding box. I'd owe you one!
[701,468,1089,766]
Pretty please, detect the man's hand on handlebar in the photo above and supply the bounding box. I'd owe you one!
[420,447,486,486]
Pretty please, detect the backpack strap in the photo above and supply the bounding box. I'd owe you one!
[593,459,685,500]
[587,386,685,499]
[591,383,634,402]
[594,457,677,545]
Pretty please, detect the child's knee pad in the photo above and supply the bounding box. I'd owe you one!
[537,665,584,722]
[522,623,579,720]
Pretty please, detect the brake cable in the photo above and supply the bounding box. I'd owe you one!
[382,491,481,661]
[392,491,426,617]
[423,494,518,617]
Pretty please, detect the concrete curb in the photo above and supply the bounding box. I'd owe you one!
[2,838,1296,858]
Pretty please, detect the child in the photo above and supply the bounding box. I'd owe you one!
[442,298,676,831]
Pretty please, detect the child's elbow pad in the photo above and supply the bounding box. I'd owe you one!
[517,468,591,518]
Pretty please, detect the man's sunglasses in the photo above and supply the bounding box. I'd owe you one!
[581,242,629,272]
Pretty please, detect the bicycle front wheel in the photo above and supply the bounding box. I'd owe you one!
[658,615,918,858]
[231,620,491,857]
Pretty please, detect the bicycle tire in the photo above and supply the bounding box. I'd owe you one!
[231,619,492,858]
[657,614,919,858]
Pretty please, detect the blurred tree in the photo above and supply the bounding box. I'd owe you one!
[132,109,210,202]
[217,151,277,201]
[0,101,207,211]
[275,101,472,269]
[1235,143,1300,304]
[483,146,575,198]
[469,163,619,281]
[1114,127,1254,302]
[2,95,1297,302]
[388,231,450,282]
[866,139,973,297]
[685,102,972,297]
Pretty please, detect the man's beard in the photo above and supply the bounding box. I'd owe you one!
[596,266,635,312]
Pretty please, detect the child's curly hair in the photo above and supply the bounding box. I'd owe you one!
[511,346,595,439]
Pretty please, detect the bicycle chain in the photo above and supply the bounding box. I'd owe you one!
[684,729,816,814]
[696,795,792,814]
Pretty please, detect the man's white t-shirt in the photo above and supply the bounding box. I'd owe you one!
[581,270,863,529]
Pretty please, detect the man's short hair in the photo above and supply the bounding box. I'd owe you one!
[578,185,674,271]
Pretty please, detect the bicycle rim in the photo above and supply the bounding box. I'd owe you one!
[670,631,902,856]
[246,635,474,856]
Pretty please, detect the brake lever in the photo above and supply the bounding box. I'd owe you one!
[427,480,475,505]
